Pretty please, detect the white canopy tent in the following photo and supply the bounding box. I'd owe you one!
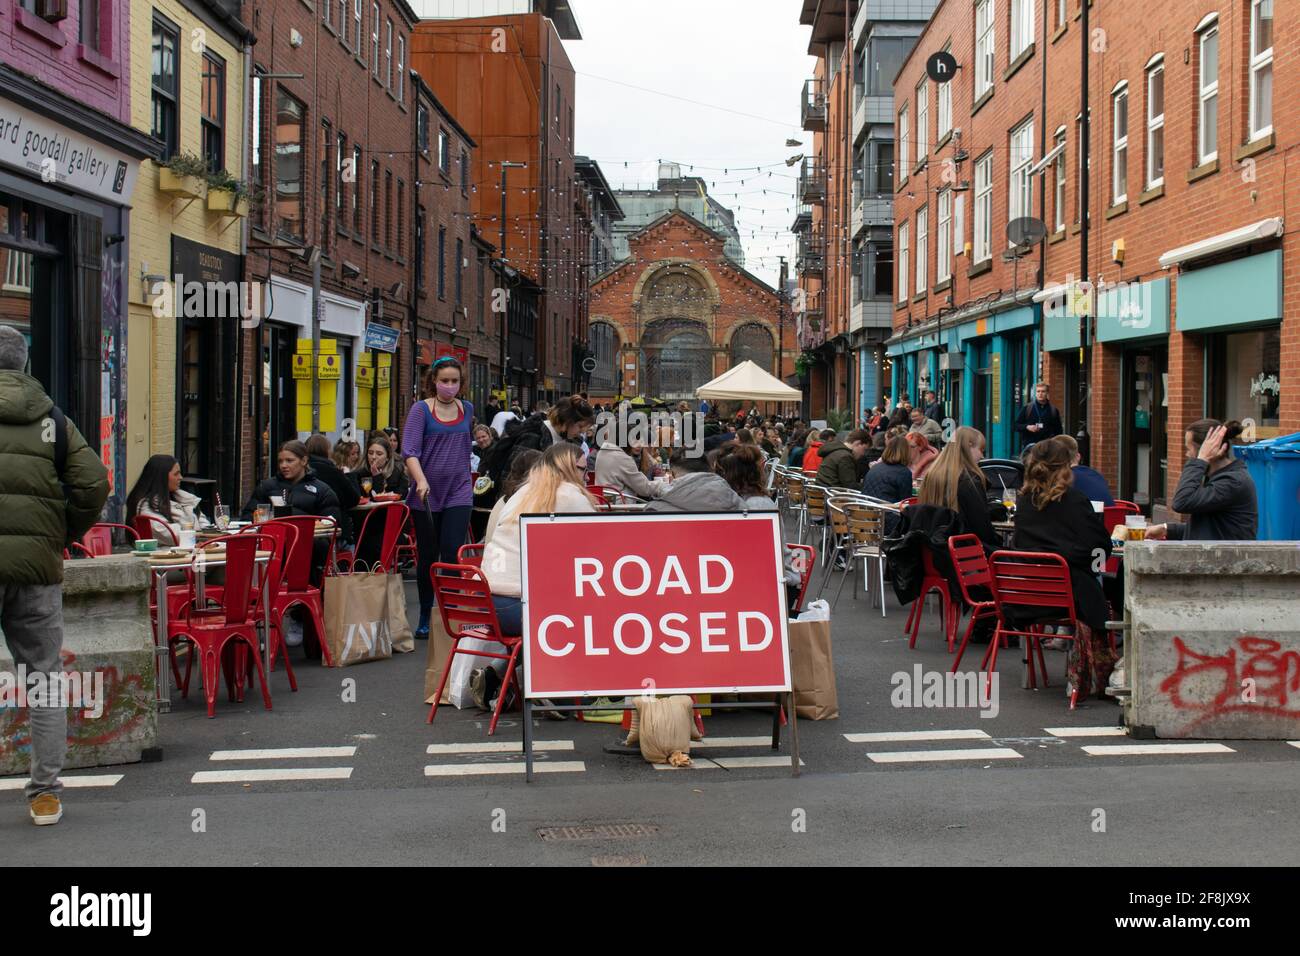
[695,360,802,402]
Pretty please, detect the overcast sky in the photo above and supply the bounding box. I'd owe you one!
[565,0,817,288]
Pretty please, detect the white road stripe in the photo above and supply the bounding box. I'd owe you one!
[1043,727,1126,738]
[191,767,354,783]
[691,736,778,749]
[425,740,573,755]
[1288,741,1300,751]
[653,756,805,770]
[845,729,991,743]
[209,747,357,761]
[1082,743,1236,756]
[0,774,123,790]
[866,747,1022,763]
[423,761,586,776]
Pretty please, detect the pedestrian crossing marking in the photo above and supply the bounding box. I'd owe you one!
[191,767,355,783]
[690,736,778,749]
[1287,741,1300,751]
[426,740,573,755]
[209,747,357,761]
[653,756,804,770]
[0,774,123,791]
[423,761,586,777]
[845,729,991,743]
[1081,743,1236,757]
[866,747,1022,764]
[1043,727,1126,738]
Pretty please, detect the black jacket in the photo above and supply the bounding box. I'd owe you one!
[1167,458,1258,541]
[862,461,913,504]
[1011,486,1112,631]
[955,471,1002,553]
[309,455,359,541]
[241,469,344,533]
[882,504,963,607]
[351,466,409,500]
[486,415,555,486]
[1014,400,1063,442]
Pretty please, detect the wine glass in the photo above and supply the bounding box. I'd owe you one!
[360,476,374,498]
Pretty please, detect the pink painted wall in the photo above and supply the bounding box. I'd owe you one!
[0,0,130,124]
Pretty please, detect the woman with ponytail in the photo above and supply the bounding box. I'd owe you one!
[1146,419,1257,541]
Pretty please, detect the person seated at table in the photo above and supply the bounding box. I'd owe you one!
[594,438,663,501]
[862,435,914,504]
[714,442,802,613]
[1056,434,1114,506]
[906,431,938,480]
[482,443,597,634]
[470,424,495,474]
[346,436,413,569]
[242,440,344,528]
[483,448,543,545]
[304,434,360,544]
[800,429,835,476]
[331,439,362,474]
[126,455,212,544]
[645,446,744,514]
[1012,437,1115,698]
[816,429,870,490]
[1145,419,1258,541]
[917,426,1001,553]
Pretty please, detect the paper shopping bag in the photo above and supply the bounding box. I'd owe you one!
[323,571,394,667]
[788,618,838,720]
[423,610,456,705]
[386,574,414,654]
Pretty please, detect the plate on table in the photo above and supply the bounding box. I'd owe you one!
[145,549,194,564]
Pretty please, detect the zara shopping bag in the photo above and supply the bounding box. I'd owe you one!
[323,571,394,667]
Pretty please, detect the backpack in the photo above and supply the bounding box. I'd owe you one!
[485,415,549,488]
[51,405,68,477]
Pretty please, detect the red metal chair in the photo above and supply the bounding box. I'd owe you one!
[263,515,336,666]
[72,522,139,557]
[395,517,418,570]
[906,546,958,652]
[986,550,1086,708]
[947,534,1002,672]
[216,522,301,694]
[786,543,814,615]
[133,514,179,546]
[426,562,521,736]
[457,543,484,568]
[166,533,274,718]
[338,502,411,573]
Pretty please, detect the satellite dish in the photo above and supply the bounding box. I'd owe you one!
[926,51,958,83]
[1006,216,1048,247]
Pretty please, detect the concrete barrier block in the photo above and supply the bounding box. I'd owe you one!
[1126,542,1300,739]
[1,555,159,776]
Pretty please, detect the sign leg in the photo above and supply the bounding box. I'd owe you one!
[523,698,534,783]
[771,692,782,750]
[788,691,801,778]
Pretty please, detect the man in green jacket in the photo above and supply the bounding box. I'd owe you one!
[816,429,870,490]
[0,326,109,826]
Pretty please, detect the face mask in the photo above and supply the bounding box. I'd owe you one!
[435,382,459,401]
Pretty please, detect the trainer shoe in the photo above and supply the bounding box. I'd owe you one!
[30,793,63,826]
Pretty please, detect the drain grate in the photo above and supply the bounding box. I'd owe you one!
[537,823,661,842]
[592,854,647,867]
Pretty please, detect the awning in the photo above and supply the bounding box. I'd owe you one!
[696,360,802,402]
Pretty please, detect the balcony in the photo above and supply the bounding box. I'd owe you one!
[797,233,825,275]
[798,158,827,205]
[801,78,827,132]
[792,202,813,233]
[798,289,826,348]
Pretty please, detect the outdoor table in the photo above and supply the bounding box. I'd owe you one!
[605,502,648,513]
[992,520,1015,546]
[144,546,272,713]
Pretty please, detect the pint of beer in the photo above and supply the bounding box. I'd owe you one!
[1125,515,1147,541]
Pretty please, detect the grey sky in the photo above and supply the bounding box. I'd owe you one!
[566,1,816,287]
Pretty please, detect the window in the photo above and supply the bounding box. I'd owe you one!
[417,105,429,153]
[320,120,331,247]
[371,2,380,77]
[897,221,909,302]
[915,205,928,294]
[335,132,347,224]
[1198,24,1219,164]
[339,1,348,37]
[437,225,446,298]
[937,190,951,283]
[370,159,379,242]
[1249,0,1273,140]
[1112,85,1128,204]
[1055,0,1067,30]
[1146,63,1164,188]
[200,52,225,172]
[871,140,894,193]
[1009,117,1034,229]
[1053,127,1066,232]
[460,148,469,193]
[385,19,392,88]
[251,68,264,189]
[151,16,179,160]
[865,37,913,96]
[555,84,561,126]
[324,0,332,28]
[936,45,952,140]
[354,0,362,51]
[973,152,992,263]
[455,237,464,305]
[396,34,405,102]
[384,169,392,249]
[1010,0,1033,60]
[3,250,32,291]
[397,179,404,257]
[79,0,100,51]
[274,89,305,240]
[916,79,929,159]
[415,205,426,290]
[868,239,893,300]
[438,128,450,174]
[352,145,362,233]
[974,0,995,100]
[1210,326,1281,439]
[898,106,909,181]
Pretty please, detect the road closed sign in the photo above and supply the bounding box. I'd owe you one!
[519,513,792,698]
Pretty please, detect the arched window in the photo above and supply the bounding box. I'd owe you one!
[730,323,774,373]
[642,318,712,399]
[588,321,617,392]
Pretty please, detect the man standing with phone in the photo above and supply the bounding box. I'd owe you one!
[1015,382,1063,446]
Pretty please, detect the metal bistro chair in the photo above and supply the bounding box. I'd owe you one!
[786,474,809,543]
[803,483,832,564]
[947,534,1002,673]
[816,498,852,598]
[835,502,888,615]
[69,522,140,558]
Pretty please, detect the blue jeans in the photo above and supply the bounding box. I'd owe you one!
[492,596,522,636]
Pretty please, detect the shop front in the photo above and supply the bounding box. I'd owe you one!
[0,80,153,514]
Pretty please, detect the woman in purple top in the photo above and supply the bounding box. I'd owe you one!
[402,355,474,637]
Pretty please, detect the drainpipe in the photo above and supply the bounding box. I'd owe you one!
[236,32,253,503]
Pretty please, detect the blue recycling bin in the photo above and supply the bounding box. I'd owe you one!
[1235,432,1300,540]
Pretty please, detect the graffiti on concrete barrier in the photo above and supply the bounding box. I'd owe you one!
[1158,635,1300,734]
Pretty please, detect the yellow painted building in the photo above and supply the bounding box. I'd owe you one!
[126,0,251,498]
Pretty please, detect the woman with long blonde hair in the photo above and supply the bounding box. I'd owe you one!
[917,426,1000,550]
[482,442,598,634]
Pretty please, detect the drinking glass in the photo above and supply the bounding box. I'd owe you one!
[1125,514,1147,541]
[361,477,374,497]
[214,505,230,531]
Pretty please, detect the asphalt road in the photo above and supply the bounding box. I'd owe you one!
[4,529,1298,866]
